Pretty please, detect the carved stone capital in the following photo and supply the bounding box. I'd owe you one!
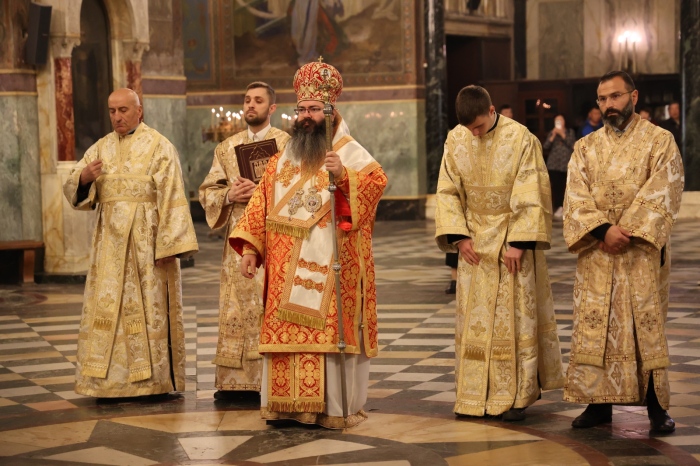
[50,35,81,59]
[123,40,150,62]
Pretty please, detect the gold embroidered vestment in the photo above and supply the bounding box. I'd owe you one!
[63,123,198,397]
[199,127,289,391]
[563,115,684,407]
[435,116,564,416]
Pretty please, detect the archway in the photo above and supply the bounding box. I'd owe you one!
[72,0,112,160]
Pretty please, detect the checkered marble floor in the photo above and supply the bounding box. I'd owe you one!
[1,220,699,465]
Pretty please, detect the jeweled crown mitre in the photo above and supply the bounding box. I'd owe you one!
[293,57,343,105]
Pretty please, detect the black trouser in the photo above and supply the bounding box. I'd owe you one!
[548,169,567,211]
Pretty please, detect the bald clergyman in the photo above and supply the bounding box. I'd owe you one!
[63,88,198,399]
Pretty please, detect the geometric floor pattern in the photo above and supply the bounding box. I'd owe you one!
[0,219,699,465]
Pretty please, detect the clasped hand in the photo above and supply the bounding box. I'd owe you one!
[598,225,631,255]
[228,176,257,203]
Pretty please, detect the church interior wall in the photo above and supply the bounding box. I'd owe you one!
[527,0,680,80]
[181,0,427,210]
[0,1,42,243]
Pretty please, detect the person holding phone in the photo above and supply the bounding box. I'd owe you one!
[542,115,576,220]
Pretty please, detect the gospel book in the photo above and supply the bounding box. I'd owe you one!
[235,139,279,184]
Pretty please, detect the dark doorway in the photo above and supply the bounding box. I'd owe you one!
[446,35,511,129]
[72,0,112,160]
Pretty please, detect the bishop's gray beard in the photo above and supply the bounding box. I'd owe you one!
[288,118,327,172]
[602,98,634,129]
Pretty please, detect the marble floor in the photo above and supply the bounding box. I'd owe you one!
[0,219,699,465]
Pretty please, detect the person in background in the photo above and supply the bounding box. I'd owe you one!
[499,104,514,119]
[542,114,576,221]
[639,107,654,123]
[445,253,458,294]
[579,106,604,137]
[660,102,682,152]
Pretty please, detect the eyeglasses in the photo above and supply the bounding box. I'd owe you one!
[596,90,634,106]
[294,106,323,115]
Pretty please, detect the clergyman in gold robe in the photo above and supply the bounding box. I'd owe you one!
[435,85,564,421]
[63,88,198,399]
[199,82,290,400]
[564,71,684,433]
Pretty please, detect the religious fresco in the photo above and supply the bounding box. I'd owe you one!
[183,0,215,84]
[185,0,415,90]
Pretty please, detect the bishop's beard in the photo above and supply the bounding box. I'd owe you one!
[288,117,327,174]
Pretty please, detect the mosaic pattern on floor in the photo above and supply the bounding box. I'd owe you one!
[0,220,699,465]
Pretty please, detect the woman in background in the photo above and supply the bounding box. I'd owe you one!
[543,114,576,220]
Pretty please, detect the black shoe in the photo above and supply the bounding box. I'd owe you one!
[502,407,526,422]
[649,410,675,434]
[214,390,234,401]
[445,280,456,294]
[572,404,612,428]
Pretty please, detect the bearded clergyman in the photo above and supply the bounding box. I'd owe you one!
[230,59,387,428]
[199,82,290,400]
[564,71,684,434]
[63,88,198,399]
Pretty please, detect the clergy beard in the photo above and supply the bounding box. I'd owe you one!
[245,111,268,127]
[602,98,634,128]
[288,118,327,173]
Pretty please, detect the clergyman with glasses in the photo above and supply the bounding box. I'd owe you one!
[230,59,387,428]
[563,71,684,433]
[199,82,290,401]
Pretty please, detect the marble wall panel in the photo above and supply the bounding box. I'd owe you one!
[538,1,583,79]
[0,95,42,242]
[0,97,24,241]
[17,96,42,241]
[143,96,189,190]
[184,100,426,199]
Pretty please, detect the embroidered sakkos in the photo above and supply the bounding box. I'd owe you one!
[230,116,386,428]
[435,116,564,416]
[63,123,198,397]
[563,115,684,407]
[199,127,289,391]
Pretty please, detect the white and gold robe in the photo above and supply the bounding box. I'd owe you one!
[563,115,684,408]
[198,127,289,391]
[63,123,198,397]
[435,116,564,416]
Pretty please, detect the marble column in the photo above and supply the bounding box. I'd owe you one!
[53,38,80,162]
[40,36,97,275]
[681,0,700,191]
[424,0,449,194]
